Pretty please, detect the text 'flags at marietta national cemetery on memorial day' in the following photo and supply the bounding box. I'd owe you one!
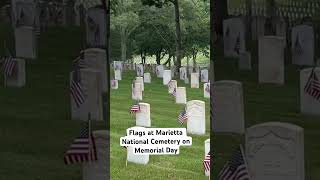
[219,145,250,180]
[70,70,86,108]
[1,56,16,77]
[304,68,320,101]
[203,151,211,175]
[178,108,188,125]
[64,120,97,165]
[130,101,141,114]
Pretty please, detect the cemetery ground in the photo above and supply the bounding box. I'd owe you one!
[0,23,106,179]
[213,47,320,179]
[110,71,210,179]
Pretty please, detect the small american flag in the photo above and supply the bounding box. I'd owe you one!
[219,145,251,180]
[130,102,140,114]
[111,79,117,88]
[172,87,177,97]
[1,56,16,77]
[234,34,240,54]
[64,121,97,165]
[70,70,85,108]
[294,35,303,56]
[73,51,86,69]
[304,68,320,101]
[178,108,188,124]
[87,16,97,31]
[203,151,211,174]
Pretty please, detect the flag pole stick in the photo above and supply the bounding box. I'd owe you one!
[126,148,128,167]
[240,144,251,179]
[88,113,92,164]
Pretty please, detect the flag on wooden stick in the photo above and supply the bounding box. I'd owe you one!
[130,101,141,114]
[64,119,97,165]
[304,68,320,101]
[219,145,251,180]
[1,56,16,77]
[203,151,211,175]
[178,108,188,124]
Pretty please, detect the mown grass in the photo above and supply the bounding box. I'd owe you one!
[212,46,320,179]
[110,71,210,179]
[0,23,105,180]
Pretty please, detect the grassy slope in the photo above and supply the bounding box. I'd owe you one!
[110,71,210,179]
[212,47,320,179]
[0,23,105,180]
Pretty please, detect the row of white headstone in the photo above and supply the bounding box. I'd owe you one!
[213,68,320,135]
[224,16,316,70]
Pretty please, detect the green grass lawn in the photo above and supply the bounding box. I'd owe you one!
[110,71,210,179]
[0,23,105,180]
[212,47,320,179]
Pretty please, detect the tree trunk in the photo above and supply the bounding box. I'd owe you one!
[120,29,127,61]
[186,56,189,75]
[246,0,252,50]
[192,50,197,69]
[173,0,182,74]
[163,54,172,66]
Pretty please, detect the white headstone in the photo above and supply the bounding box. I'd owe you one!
[132,82,142,101]
[136,103,151,127]
[13,0,36,27]
[86,8,106,48]
[82,130,108,180]
[191,73,199,88]
[186,100,206,135]
[84,48,108,92]
[180,67,187,80]
[70,69,103,121]
[223,18,246,57]
[113,61,123,72]
[300,67,320,116]
[204,139,210,156]
[176,87,187,104]
[168,80,177,94]
[163,70,172,85]
[114,70,121,80]
[246,122,304,180]
[135,77,144,91]
[259,36,285,85]
[4,58,26,87]
[156,65,164,77]
[201,69,209,82]
[184,77,189,84]
[111,79,118,89]
[127,128,149,165]
[239,51,252,70]
[203,83,210,98]
[143,73,151,83]
[136,64,144,77]
[291,25,314,66]
[15,26,37,59]
[213,80,245,134]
